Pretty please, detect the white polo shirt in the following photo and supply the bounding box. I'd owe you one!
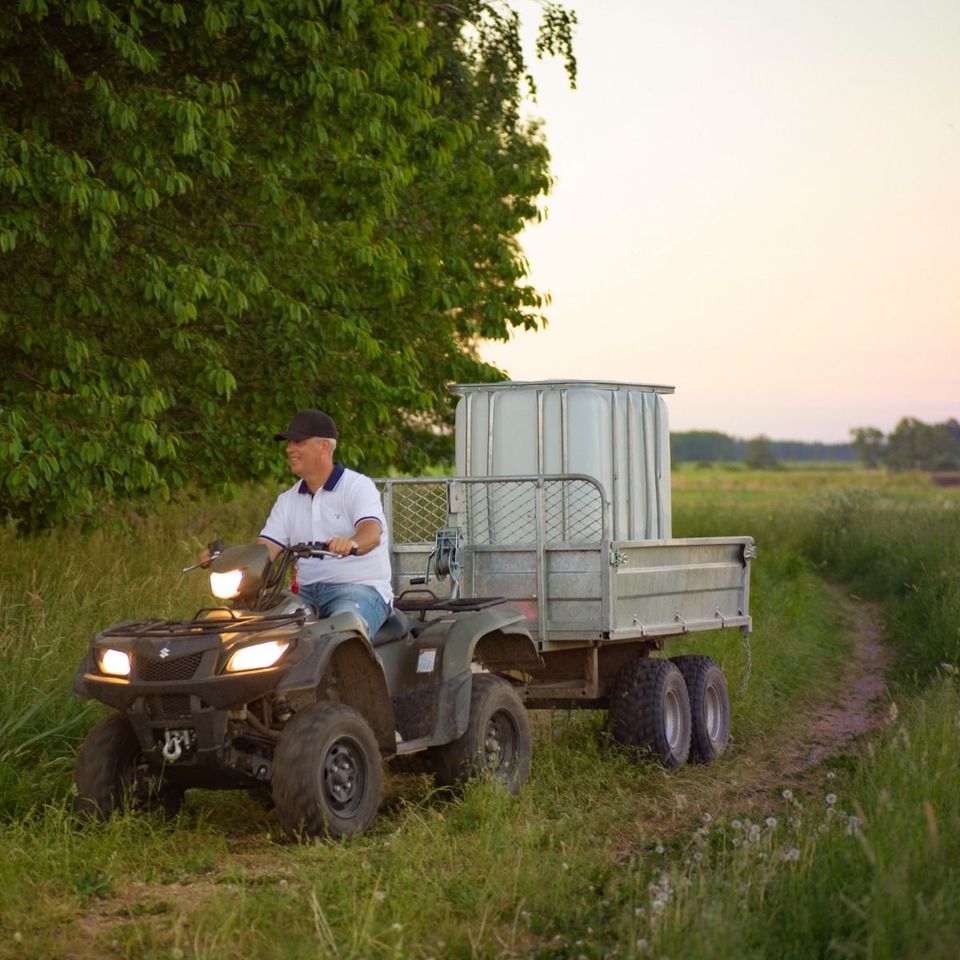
[259,464,392,604]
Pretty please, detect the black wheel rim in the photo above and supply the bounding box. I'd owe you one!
[323,737,366,817]
[483,709,518,776]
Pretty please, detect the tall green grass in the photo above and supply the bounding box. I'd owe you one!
[0,472,957,957]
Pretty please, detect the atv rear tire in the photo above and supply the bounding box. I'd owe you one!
[272,701,382,840]
[431,674,531,794]
[75,713,185,820]
[609,657,691,768]
[671,655,730,762]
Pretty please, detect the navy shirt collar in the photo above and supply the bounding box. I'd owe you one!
[297,462,346,496]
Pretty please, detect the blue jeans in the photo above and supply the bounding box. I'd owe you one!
[297,582,390,638]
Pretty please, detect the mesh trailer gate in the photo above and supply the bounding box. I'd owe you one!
[377,475,753,653]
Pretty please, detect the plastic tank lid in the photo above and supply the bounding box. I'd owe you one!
[449,379,675,395]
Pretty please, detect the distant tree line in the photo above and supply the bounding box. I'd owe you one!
[673,418,960,471]
[671,430,857,465]
[851,418,960,471]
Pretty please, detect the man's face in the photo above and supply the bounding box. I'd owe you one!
[285,437,330,478]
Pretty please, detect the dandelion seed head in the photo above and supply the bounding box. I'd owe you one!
[391,923,403,933]
[702,812,713,823]
[374,890,386,902]
[782,788,794,801]
[826,771,836,780]
[766,817,778,829]
[731,819,742,830]
[784,848,801,862]
[13,933,23,944]
[171,950,184,960]
[818,823,829,834]
[562,862,570,871]
[825,793,837,805]
[636,939,649,953]
[655,844,664,855]
[845,816,863,836]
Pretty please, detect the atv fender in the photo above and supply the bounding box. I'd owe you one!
[276,611,395,753]
[416,607,540,741]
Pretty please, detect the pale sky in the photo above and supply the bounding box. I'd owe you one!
[480,0,960,442]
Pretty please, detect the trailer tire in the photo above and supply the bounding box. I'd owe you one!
[75,713,184,820]
[431,675,531,794]
[609,657,691,768]
[671,655,730,763]
[272,701,383,840]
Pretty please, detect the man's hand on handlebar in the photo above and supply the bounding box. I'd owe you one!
[325,537,359,557]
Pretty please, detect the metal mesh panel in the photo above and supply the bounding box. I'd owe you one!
[381,477,604,548]
[544,479,603,544]
[379,481,448,544]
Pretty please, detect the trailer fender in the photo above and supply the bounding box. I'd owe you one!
[276,612,395,753]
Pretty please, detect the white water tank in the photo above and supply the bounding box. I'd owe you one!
[451,380,674,540]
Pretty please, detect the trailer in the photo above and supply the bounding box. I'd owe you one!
[379,380,754,767]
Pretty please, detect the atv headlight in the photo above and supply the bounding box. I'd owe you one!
[225,640,290,673]
[98,648,131,677]
[210,568,244,600]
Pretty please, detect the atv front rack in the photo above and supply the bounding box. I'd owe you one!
[96,611,307,642]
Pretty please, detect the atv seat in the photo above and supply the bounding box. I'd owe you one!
[372,609,410,648]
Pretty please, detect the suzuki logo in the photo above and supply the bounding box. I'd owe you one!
[159,646,171,659]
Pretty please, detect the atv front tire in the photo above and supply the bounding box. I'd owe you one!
[75,713,184,820]
[272,701,383,840]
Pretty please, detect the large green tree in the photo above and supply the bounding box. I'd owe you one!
[0,0,576,531]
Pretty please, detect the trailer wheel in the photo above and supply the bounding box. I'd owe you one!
[75,713,184,820]
[671,655,730,763]
[609,657,691,768]
[432,675,531,794]
[272,701,382,840]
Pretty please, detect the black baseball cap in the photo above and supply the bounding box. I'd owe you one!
[273,410,338,441]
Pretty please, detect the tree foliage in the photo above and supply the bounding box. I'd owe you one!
[0,0,577,531]
[743,434,780,471]
[883,418,960,472]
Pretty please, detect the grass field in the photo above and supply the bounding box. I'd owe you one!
[0,468,957,959]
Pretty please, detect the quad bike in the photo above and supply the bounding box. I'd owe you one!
[73,540,541,838]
